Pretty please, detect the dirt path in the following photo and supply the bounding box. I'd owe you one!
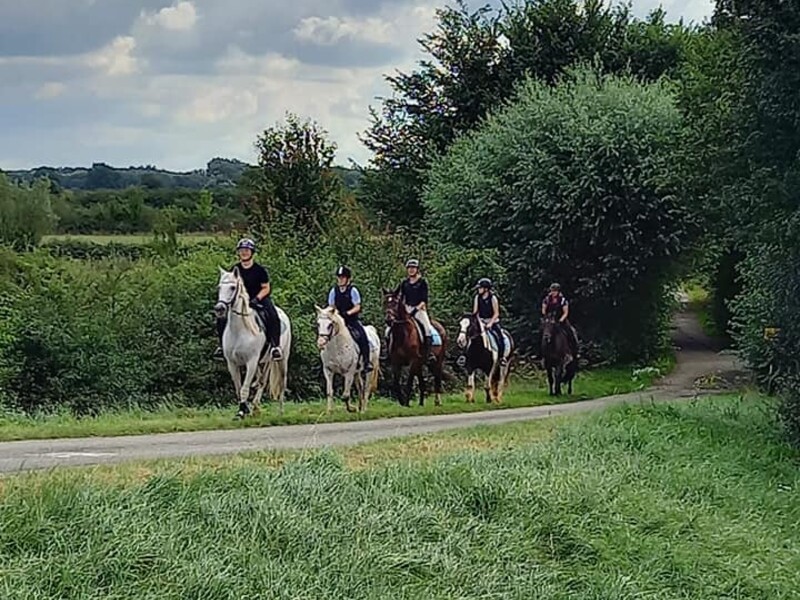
[0,311,747,475]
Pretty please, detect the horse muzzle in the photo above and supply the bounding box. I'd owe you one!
[457,333,467,348]
[317,337,329,349]
[213,302,227,318]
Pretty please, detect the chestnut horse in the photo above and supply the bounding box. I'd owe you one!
[382,288,448,406]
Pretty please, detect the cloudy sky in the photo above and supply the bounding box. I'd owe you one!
[0,0,713,171]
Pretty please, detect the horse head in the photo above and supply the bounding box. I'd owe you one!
[215,267,241,319]
[457,313,481,349]
[541,314,558,347]
[382,287,404,326]
[314,305,342,349]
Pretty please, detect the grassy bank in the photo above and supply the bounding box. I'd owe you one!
[0,361,671,442]
[1,393,797,599]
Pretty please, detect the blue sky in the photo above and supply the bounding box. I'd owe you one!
[0,0,714,171]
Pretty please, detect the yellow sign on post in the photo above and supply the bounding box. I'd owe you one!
[764,327,781,341]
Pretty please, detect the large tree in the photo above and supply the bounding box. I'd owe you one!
[359,0,697,229]
[424,65,691,360]
[242,113,342,235]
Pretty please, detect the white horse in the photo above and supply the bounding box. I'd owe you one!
[214,266,291,418]
[315,305,380,414]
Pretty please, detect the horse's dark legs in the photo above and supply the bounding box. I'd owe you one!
[404,365,417,407]
[432,362,442,406]
[546,366,554,396]
[417,365,426,406]
[392,364,404,406]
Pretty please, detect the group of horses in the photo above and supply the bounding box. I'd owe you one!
[214,267,577,418]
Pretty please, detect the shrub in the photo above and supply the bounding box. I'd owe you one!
[0,173,56,249]
[424,65,691,360]
[0,228,497,416]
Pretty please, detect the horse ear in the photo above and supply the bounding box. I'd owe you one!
[218,266,226,276]
[232,266,240,279]
[314,304,322,313]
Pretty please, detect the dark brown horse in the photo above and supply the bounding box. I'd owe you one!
[541,314,577,396]
[382,288,448,406]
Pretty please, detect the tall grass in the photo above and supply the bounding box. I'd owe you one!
[0,395,797,599]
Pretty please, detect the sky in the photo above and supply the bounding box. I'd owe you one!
[0,0,714,172]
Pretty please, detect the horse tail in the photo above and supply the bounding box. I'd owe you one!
[267,359,287,400]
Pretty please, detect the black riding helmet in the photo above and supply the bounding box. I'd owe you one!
[549,282,561,291]
[336,265,352,279]
[476,277,493,290]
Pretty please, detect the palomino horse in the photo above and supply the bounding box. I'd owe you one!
[315,305,380,414]
[381,288,448,406]
[456,313,514,404]
[541,314,576,396]
[214,267,292,418]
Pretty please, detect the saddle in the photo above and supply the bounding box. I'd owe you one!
[409,318,442,346]
[481,325,511,359]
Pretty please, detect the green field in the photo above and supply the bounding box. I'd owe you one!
[0,361,672,442]
[1,393,797,599]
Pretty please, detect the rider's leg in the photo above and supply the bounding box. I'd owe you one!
[349,321,372,373]
[491,323,506,365]
[260,297,283,359]
[412,307,435,361]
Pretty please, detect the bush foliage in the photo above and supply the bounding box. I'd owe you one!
[0,225,500,416]
[424,66,691,360]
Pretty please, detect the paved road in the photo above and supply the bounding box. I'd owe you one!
[0,312,746,475]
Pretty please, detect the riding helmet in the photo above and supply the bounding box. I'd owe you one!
[549,282,561,291]
[236,238,257,252]
[476,277,493,289]
[405,259,420,269]
[336,265,352,278]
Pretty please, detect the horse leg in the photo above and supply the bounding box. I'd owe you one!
[227,361,247,417]
[392,364,405,406]
[343,372,357,413]
[238,357,260,416]
[417,364,426,407]
[250,361,270,415]
[433,358,442,407]
[465,370,475,403]
[405,364,417,406]
[555,366,563,396]
[546,366,555,396]
[324,366,335,415]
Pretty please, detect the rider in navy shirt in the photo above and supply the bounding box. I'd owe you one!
[473,278,506,366]
[327,266,372,374]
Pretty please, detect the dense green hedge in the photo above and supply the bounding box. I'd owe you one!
[0,228,501,416]
[424,66,691,360]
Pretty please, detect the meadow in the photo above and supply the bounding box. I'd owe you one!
[1,393,797,599]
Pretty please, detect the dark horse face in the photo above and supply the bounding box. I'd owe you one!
[382,288,403,326]
[457,313,482,348]
[541,315,558,346]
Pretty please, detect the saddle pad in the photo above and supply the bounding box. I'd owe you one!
[254,312,288,336]
[485,329,512,357]
[412,319,442,346]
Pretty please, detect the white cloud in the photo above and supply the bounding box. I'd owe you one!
[86,36,140,76]
[294,15,394,46]
[141,1,197,31]
[177,87,258,124]
[34,82,66,100]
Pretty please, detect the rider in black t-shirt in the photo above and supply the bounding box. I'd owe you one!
[213,238,283,361]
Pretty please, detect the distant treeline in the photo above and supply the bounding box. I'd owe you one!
[3,158,362,192]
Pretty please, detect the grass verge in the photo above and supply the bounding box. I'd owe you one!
[1,393,797,599]
[0,363,670,442]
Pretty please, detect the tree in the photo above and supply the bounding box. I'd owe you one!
[0,174,57,250]
[359,0,698,229]
[242,113,342,235]
[424,65,691,359]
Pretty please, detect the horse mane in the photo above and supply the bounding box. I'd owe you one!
[233,275,260,337]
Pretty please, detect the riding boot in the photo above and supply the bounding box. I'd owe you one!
[424,335,435,364]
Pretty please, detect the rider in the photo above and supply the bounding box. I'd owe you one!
[327,265,372,374]
[473,277,506,367]
[397,258,435,364]
[213,237,283,361]
[541,282,579,359]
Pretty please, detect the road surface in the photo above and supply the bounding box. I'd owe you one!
[0,311,746,475]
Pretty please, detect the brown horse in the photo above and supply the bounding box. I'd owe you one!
[541,314,577,396]
[382,288,448,406]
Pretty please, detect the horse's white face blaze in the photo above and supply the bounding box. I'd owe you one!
[457,317,470,348]
[316,308,337,349]
[215,271,239,317]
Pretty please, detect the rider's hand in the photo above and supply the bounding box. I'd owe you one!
[249,298,260,308]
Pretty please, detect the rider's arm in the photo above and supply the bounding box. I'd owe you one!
[472,295,479,315]
[418,279,429,310]
[561,300,569,322]
[541,299,547,316]
[490,296,500,325]
[347,287,362,316]
[256,266,270,301]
